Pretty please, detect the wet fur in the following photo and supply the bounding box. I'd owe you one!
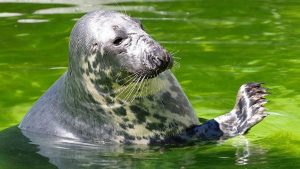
[19,10,268,144]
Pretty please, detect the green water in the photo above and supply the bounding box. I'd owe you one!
[0,0,300,168]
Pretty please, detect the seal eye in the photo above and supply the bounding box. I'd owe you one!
[113,37,124,46]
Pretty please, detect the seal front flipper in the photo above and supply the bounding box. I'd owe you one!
[214,82,268,138]
[164,83,268,144]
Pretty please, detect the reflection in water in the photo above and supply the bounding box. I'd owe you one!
[234,139,250,165]
[22,129,152,169]
[232,136,269,166]
[233,136,251,165]
[0,126,270,169]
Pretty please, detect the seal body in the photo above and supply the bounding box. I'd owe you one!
[19,10,268,144]
[20,71,199,144]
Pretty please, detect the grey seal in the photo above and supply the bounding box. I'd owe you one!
[19,10,268,144]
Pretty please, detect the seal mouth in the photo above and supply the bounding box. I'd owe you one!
[126,70,159,81]
[138,70,164,79]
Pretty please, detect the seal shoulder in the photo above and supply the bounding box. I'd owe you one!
[19,73,76,138]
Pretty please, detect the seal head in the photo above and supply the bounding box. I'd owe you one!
[69,10,173,94]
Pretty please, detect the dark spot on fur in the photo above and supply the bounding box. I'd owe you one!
[170,85,181,93]
[147,96,154,101]
[167,74,176,83]
[110,93,116,98]
[88,62,93,73]
[123,132,135,140]
[146,122,165,131]
[128,123,134,128]
[95,53,102,65]
[105,96,114,104]
[162,92,172,100]
[160,91,192,116]
[85,69,90,76]
[161,92,182,115]
[150,134,162,142]
[130,105,149,124]
[168,122,179,128]
[132,119,138,124]
[93,71,113,93]
[87,93,97,104]
[95,106,104,112]
[114,107,127,116]
[84,55,88,63]
[153,114,167,123]
[120,123,127,129]
[237,98,247,122]
[92,61,98,69]
[98,71,109,81]
[80,68,85,74]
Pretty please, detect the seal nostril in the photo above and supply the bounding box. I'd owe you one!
[153,57,163,67]
[161,52,172,69]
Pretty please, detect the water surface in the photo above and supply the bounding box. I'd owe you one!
[0,0,300,168]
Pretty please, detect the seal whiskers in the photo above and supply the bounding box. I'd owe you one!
[137,75,147,99]
[123,75,142,102]
[115,73,140,101]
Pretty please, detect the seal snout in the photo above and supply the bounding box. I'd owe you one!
[148,47,173,72]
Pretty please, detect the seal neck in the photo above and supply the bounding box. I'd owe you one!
[63,70,124,111]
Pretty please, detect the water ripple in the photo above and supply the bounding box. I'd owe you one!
[17,19,49,23]
[0,12,22,17]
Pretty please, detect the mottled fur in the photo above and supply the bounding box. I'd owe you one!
[19,11,268,144]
